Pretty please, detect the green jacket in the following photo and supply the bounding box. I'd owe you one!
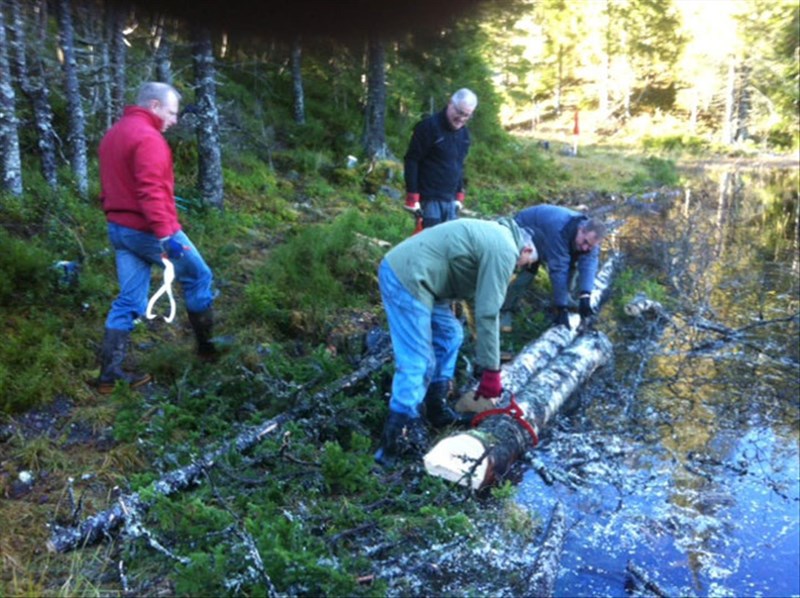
[384,217,525,370]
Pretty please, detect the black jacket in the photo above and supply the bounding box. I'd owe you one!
[403,108,470,202]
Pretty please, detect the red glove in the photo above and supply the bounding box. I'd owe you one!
[404,193,421,213]
[476,369,502,399]
[455,191,465,212]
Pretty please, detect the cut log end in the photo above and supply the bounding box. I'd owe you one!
[454,390,499,415]
[423,433,489,490]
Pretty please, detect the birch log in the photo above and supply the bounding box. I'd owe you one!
[424,331,613,489]
[456,253,619,415]
[502,251,616,388]
[47,344,393,552]
[48,414,290,553]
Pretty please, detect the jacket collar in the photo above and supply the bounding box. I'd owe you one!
[123,105,164,131]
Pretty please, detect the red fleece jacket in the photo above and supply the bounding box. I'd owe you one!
[98,106,181,239]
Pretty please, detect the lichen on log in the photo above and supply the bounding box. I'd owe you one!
[424,331,614,489]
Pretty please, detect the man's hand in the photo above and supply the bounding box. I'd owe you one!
[160,235,185,260]
[578,295,594,319]
[404,193,421,214]
[455,191,465,212]
[476,369,502,399]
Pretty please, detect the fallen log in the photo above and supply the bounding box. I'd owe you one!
[48,345,393,553]
[47,413,290,553]
[456,253,620,416]
[524,501,567,598]
[424,331,613,489]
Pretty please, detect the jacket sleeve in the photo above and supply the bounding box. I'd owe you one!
[403,120,431,194]
[133,135,176,239]
[473,240,517,370]
[576,246,600,295]
[548,244,572,307]
[456,128,471,194]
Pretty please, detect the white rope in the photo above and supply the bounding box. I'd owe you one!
[146,257,176,323]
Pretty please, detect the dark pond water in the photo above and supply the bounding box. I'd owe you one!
[517,166,800,597]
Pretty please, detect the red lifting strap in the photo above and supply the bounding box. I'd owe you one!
[470,393,539,447]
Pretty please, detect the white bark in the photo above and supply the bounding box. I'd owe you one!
[424,331,614,489]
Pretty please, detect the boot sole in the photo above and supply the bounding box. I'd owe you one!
[96,374,152,395]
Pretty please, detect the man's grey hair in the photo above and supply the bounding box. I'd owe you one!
[136,82,181,107]
[451,88,478,111]
[579,218,607,240]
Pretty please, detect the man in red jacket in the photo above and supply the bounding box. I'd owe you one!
[95,81,217,394]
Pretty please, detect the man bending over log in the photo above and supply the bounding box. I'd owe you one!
[374,217,537,467]
[499,204,606,332]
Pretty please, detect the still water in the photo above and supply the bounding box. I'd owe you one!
[517,165,799,597]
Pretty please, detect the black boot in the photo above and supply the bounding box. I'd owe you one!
[374,411,428,467]
[187,308,217,361]
[423,380,473,429]
[96,328,151,394]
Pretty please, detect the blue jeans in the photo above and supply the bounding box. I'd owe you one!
[105,222,215,331]
[421,199,458,229]
[378,259,463,417]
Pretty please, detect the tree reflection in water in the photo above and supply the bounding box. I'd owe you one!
[516,166,799,598]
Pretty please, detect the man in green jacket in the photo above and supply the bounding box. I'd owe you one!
[375,217,537,467]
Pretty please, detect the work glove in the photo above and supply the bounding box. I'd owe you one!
[554,306,571,328]
[476,369,502,399]
[404,192,421,214]
[160,235,185,261]
[455,191,465,212]
[578,295,594,319]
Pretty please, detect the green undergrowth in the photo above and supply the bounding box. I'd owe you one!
[1,94,670,595]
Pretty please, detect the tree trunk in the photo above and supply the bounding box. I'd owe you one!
[47,344,392,552]
[154,16,174,85]
[425,253,620,490]
[291,35,305,125]
[0,2,23,196]
[425,331,614,490]
[10,0,58,188]
[191,25,224,208]
[109,4,127,121]
[363,36,388,160]
[48,413,290,553]
[57,0,89,197]
[722,56,736,145]
[458,252,619,417]
[735,61,751,143]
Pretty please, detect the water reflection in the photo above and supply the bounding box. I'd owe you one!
[517,166,800,597]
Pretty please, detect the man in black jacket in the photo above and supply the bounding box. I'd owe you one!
[403,88,477,229]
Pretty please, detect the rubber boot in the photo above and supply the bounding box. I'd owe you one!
[96,328,151,394]
[187,308,218,361]
[423,380,473,429]
[374,411,427,467]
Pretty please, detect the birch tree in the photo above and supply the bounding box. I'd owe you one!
[191,25,223,208]
[363,36,388,160]
[0,0,24,196]
[8,0,58,189]
[291,35,305,125]
[57,0,88,197]
[153,15,174,85]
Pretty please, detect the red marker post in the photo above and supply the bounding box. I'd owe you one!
[572,109,580,156]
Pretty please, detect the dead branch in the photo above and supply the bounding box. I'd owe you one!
[524,501,567,598]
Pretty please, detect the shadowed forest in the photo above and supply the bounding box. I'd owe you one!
[0,0,797,595]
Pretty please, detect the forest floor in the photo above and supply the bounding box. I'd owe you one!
[1,132,795,595]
